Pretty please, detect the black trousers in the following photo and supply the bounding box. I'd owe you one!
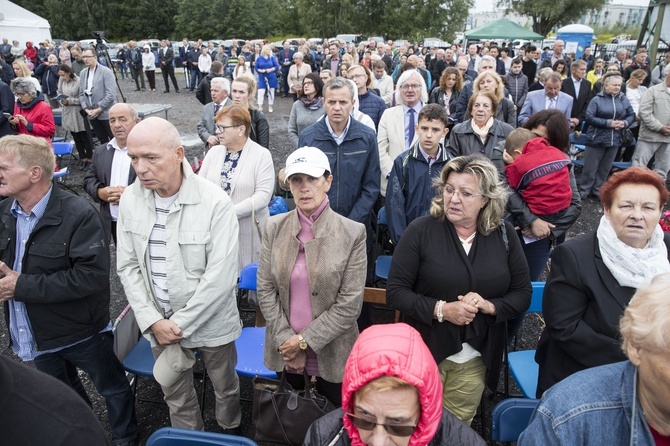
[88,118,113,144]
[162,64,179,91]
[71,130,93,160]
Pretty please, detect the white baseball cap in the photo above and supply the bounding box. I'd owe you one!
[153,343,196,387]
[284,146,331,179]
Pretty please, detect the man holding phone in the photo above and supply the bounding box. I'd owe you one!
[0,79,15,138]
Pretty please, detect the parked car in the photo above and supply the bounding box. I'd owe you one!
[336,34,364,45]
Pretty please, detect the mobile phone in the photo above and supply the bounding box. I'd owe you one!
[2,113,10,118]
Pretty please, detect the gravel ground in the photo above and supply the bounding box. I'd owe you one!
[0,72,606,445]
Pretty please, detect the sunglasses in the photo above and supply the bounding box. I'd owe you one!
[346,413,417,437]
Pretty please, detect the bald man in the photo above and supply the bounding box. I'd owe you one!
[84,103,140,243]
[116,118,242,433]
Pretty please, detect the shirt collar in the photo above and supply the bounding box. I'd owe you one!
[11,186,53,220]
[418,144,441,162]
[108,137,122,150]
[325,115,351,141]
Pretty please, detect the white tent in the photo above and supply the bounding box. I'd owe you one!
[0,0,52,46]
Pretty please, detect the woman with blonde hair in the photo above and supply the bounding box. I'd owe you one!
[12,59,41,92]
[254,44,280,113]
[229,75,269,149]
[469,71,516,126]
[233,55,252,80]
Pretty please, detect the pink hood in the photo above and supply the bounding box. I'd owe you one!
[341,323,443,445]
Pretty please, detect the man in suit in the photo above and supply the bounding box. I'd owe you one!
[127,41,145,91]
[323,42,342,76]
[377,70,426,197]
[197,77,232,148]
[431,49,448,87]
[79,48,118,144]
[178,38,192,89]
[518,72,573,126]
[561,60,592,129]
[84,103,139,244]
[279,40,294,97]
[159,39,179,94]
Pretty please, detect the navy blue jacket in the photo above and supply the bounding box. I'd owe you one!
[387,143,451,244]
[35,64,59,96]
[299,117,380,227]
[585,90,635,148]
[358,90,387,129]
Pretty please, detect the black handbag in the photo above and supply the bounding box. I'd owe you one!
[621,128,634,147]
[252,369,336,445]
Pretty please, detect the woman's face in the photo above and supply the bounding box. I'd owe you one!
[443,172,488,231]
[215,117,245,147]
[531,124,549,140]
[478,75,497,93]
[605,78,623,95]
[595,62,603,72]
[302,78,316,98]
[288,173,332,218]
[445,74,457,90]
[555,63,564,73]
[57,70,69,80]
[604,183,662,249]
[354,387,420,446]
[12,63,21,77]
[16,91,33,105]
[629,75,646,88]
[320,73,332,83]
[230,81,250,108]
[471,94,494,125]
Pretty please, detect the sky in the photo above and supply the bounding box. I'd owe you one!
[472,0,650,13]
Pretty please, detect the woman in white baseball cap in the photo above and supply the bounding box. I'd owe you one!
[257,146,367,407]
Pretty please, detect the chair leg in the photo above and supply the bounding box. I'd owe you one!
[199,366,208,415]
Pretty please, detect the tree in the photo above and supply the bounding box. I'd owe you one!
[497,0,607,36]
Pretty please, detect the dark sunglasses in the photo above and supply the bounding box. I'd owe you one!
[346,413,417,437]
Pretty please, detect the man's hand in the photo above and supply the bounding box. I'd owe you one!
[97,186,126,204]
[660,125,670,136]
[524,218,555,239]
[0,261,19,303]
[570,117,580,128]
[207,135,219,147]
[151,319,183,345]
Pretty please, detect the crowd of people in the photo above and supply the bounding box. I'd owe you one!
[0,33,670,445]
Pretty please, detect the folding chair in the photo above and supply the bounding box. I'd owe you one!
[237,262,258,315]
[52,141,79,194]
[490,398,539,444]
[234,327,276,379]
[146,427,258,446]
[507,282,545,398]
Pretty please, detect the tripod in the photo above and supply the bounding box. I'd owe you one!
[93,31,126,104]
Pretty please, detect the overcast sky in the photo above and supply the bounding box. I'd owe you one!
[472,0,650,13]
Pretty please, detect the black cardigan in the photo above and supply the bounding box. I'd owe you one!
[386,216,531,390]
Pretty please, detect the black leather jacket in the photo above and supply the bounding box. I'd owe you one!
[0,186,111,351]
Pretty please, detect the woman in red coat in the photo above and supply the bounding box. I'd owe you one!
[8,77,55,144]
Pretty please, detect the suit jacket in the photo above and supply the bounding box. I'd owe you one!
[78,64,117,120]
[158,47,174,67]
[561,77,592,124]
[518,90,573,126]
[256,205,367,382]
[377,104,420,196]
[535,231,670,397]
[83,142,137,242]
[279,49,294,71]
[196,98,232,144]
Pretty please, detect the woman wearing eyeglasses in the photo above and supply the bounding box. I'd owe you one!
[199,105,274,278]
[288,73,325,149]
[304,323,486,445]
[386,155,531,425]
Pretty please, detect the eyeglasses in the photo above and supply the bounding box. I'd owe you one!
[444,186,483,200]
[346,413,417,437]
[215,124,239,133]
[82,55,96,59]
[303,81,314,86]
[400,83,421,91]
[348,74,366,80]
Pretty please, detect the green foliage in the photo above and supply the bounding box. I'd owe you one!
[15,0,471,43]
[497,0,608,36]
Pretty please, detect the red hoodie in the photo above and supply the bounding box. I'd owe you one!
[505,137,572,216]
[24,42,37,64]
[341,323,442,446]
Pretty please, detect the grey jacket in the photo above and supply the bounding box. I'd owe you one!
[257,205,366,382]
[446,118,514,159]
[78,63,117,120]
[196,98,232,144]
[287,100,326,148]
[639,82,670,143]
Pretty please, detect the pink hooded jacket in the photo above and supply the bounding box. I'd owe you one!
[341,323,442,446]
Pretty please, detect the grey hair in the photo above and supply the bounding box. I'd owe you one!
[430,154,509,235]
[394,70,428,105]
[571,59,587,71]
[480,55,496,67]
[603,74,623,85]
[616,48,627,56]
[211,77,230,92]
[545,72,563,84]
[323,77,355,100]
[537,67,554,82]
[664,64,670,76]
[10,77,37,97]
[621,273,670,355]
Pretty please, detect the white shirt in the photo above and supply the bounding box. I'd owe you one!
[198,54,212,73]
[108,138,132,221]
[149,192,179,318]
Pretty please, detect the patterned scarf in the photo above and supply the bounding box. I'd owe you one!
[300,95,323,111]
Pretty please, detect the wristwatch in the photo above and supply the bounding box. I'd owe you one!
[298,334,308,350]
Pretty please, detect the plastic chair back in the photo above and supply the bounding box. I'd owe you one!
[234,327,276,378]
[146,427,259,446]
[491,398,539,442]
[377,206,387,226]
[52,141,74,156]
[238,262,258,291]
[528,282,545,314]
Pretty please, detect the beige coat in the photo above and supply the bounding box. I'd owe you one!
[57,75,86,133]
[257,205,366,382]
[639,83,670,143]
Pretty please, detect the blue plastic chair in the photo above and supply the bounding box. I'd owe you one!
[238,263,259,291]
[375,207,393,282]
[146,427,259,446]
[52,141,74,181]
[491,398,539,443]
[508,282,545,398]
[234,327,276,379]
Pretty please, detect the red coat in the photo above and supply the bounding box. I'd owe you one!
[505,137,572,215]
[13,96,55,144]
[24,42,38,64]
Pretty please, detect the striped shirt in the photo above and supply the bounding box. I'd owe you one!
[149,192,178,318]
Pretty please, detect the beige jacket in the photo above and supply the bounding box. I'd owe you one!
[639,83,670,143]
[257,205,366,382]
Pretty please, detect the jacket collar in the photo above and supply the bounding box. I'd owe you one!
[134,159,201,206]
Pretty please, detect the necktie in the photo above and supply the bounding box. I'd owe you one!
[549,97,556,109]
[408,109,416,148]
[214,104,221,115]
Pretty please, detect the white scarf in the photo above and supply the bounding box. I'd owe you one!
[596,215,670,288]
[471,116,493,144]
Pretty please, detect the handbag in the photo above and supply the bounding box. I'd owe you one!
[621,128,634,147]
[252,369,336,445]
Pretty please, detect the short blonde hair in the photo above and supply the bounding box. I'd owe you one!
[261,45,272,57]
[355,375,418,401]
[430,155,509,235]
[0,135,55,181]
[621,273,670,355]
[473,71,504,101]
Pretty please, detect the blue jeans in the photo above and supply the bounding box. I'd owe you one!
[33,331,138,444]
[189,67,202,91]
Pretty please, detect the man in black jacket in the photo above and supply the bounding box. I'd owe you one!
[196,61,224,105]
[0,134,138,446]
[561,60,592,129]
[158,39,179,93]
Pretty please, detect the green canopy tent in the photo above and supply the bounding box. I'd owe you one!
[465,18,544,40]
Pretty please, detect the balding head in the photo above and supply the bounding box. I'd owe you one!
[127,118,184,198]
[109,103,140,147]
[553,40,564,55]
